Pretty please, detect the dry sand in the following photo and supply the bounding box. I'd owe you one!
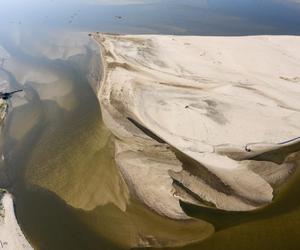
[0,192,33,250]
[94,33,300,219]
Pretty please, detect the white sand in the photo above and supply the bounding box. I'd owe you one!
[94,34,300,219]
[0,192,33,250]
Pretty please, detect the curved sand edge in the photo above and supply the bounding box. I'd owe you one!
[93,33,300,219]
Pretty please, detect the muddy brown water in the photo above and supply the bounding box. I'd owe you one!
[0,0,300,249]
[0,32,214,250]
[1,40,299,249]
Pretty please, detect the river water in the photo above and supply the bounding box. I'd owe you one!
[0,1,300,250]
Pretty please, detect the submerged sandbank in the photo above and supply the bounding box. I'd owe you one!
[1,38,213,248]
[93,33,300,219]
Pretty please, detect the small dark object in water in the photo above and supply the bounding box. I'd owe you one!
[115,16,122,19]
[0,89,23,100]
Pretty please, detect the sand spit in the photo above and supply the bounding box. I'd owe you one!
[0,192,33,250]
[94,33,300,219]
[0,99,33,249]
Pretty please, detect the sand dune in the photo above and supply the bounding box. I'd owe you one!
[94,33,300,219]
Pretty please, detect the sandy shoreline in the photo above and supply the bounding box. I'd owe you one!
[0,99,33,249]
[93,33,300,219]
[0,191,33,250]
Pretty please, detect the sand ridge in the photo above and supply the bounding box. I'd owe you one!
[94,33,300,219]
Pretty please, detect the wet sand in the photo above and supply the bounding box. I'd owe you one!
[0,32,299,249]
[0,34,214,249]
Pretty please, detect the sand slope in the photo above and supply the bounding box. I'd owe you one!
[94,34,300,219]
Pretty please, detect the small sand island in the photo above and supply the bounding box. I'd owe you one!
[93,33,300,219]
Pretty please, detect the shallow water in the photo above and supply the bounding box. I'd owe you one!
[0,0,300,249]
